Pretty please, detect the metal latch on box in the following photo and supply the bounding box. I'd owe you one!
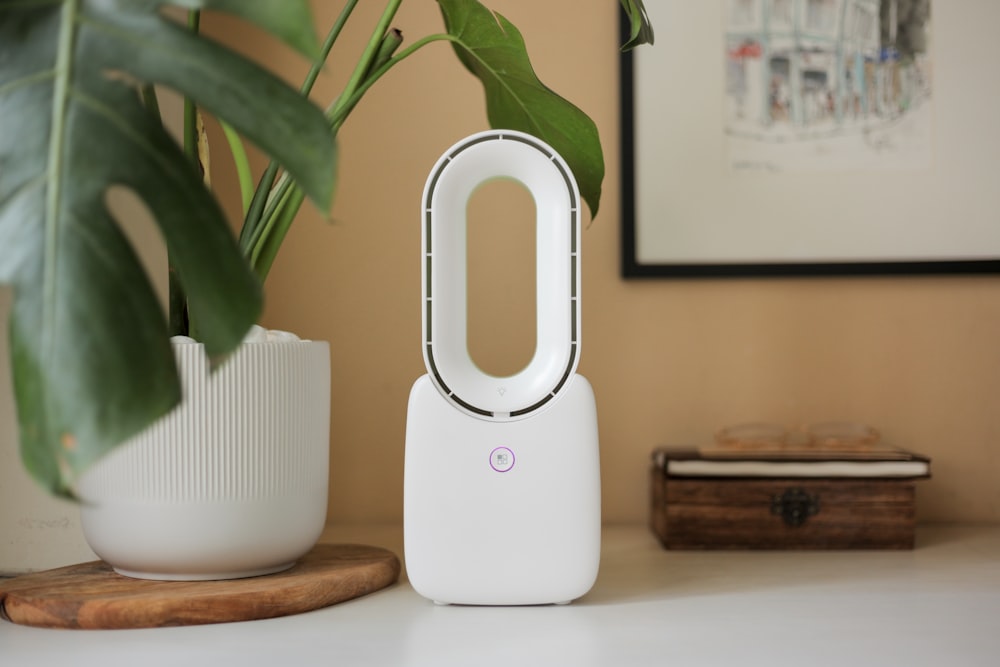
[771,488,820,527]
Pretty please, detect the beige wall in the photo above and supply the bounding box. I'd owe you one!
[210,1,997,524]
[5,1,994,573]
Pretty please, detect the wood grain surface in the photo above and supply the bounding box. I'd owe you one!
[650,470,917,549]
[0,543,400,629]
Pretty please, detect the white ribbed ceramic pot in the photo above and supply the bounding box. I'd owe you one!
[77,340,330,580]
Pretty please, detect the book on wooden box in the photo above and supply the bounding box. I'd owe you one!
[649,444,931,550]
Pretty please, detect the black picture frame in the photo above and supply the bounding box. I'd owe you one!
[619,4,1000,279]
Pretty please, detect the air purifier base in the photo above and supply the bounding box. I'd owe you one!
[403,374,601,606]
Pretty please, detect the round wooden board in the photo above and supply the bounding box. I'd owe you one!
[0,543,400,630]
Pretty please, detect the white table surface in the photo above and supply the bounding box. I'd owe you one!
[2,523,998,667]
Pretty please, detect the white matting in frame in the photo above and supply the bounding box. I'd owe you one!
[621,0,1000,277]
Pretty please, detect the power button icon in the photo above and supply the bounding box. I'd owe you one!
[489,447,515,473]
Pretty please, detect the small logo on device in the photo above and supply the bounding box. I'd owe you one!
[489,446,515,473]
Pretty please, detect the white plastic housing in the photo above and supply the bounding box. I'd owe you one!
[404,374,600,605]
[421,130,581,418]
[405,130,600,605]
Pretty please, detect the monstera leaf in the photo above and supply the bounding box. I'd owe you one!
[0,0,335,496]
[620,0,655,51]
[437,0,606,217]
[436,0,653,217]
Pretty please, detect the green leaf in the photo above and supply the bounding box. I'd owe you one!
[157,0,322,59]
[91,3,335,212]
[620,0,655,51]
[436,0,605,218]
[0,0,334,495]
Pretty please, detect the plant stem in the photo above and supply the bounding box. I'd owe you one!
[220,121,253,215]
[240,0,360,255]
[300,0,360,97]
[239,162,280,249]
[328,34,455,131]
[139,85,189,336]
[328,0,404,127]
[167,267,187,337]
[170,9,201,338]
[245,0,407,280]
[244,30,451,282]
[140,83,160,121]
[250,181,297,268]
[251,188,306,281]
[182,11,200,170]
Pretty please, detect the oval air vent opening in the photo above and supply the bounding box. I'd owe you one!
[465,177,537,378]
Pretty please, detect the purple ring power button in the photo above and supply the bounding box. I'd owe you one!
[489,446,515,473]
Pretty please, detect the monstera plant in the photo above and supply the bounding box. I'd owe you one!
[0,0,652,498]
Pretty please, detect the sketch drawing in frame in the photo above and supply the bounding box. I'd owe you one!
[621,0,1000,277]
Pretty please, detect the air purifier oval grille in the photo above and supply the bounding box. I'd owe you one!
[421,130,581,420]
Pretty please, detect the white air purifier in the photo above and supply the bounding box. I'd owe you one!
[404,130,601,606]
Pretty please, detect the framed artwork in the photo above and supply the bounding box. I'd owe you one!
[621,0,1000,277]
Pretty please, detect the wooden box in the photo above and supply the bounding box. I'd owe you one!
[649,447,930,550]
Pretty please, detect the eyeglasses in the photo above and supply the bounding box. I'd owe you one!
[713,421,880,451]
